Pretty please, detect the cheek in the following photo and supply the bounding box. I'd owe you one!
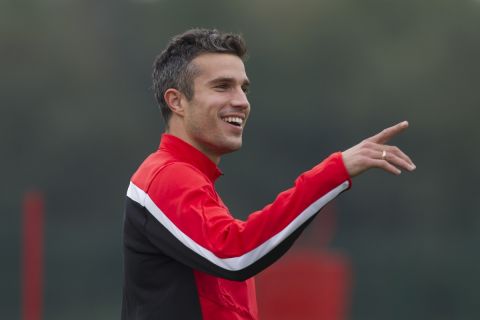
[188,94,226,124]
[186,103,217,129]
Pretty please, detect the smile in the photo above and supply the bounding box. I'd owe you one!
[221,116,244,127]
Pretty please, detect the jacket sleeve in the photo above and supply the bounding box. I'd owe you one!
[126,152,351,281]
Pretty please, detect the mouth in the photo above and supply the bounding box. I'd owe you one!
[221,116,245,127]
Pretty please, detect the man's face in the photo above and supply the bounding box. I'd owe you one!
[181,53,250,162]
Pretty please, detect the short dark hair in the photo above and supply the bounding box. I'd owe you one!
[152,28,248,125]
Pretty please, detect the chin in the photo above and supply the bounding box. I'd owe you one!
[218,139,243,155]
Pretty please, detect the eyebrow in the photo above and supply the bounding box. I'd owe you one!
[207,77,250,87]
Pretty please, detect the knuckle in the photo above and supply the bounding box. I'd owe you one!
[363,141,373,148]
[370,149,379,157]
[359,148,369,156]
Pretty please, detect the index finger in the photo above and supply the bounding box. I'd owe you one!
[366,121,409,144]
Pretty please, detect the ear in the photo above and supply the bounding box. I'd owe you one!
[164,88,186,117]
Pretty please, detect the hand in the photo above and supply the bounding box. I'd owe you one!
[342,121,416,177]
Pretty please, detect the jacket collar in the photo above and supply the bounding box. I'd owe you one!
[159,134,223,183]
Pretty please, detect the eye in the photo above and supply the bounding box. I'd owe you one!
[214,83,229,91]
[242,86,249,94]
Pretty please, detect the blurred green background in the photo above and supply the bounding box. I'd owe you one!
[2,0,479,319]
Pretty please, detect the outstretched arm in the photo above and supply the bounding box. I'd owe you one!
[342,121,416,177]
[127,153,350,281]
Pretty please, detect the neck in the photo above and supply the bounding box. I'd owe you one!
[165,123,220,165]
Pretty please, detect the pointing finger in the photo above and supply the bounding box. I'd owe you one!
[367,121,409,144]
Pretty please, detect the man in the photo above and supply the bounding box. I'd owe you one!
[122,28,415,320]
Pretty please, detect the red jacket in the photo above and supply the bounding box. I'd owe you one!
[122,134,351,319]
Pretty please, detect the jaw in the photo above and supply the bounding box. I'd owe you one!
[185,121,245,163]
[197,135,242,164]
[205,119,245,155]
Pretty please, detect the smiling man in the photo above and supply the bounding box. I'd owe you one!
[164,52,250,163]
[121,29,415,320]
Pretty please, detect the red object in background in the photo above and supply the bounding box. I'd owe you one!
[256,202,353,320]
[256,250,352,320]
[21,191,44,320]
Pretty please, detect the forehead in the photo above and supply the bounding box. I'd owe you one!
[190,53,248,83]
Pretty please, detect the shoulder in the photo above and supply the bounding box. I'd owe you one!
[133,160,212,195]
[144,161,218,212]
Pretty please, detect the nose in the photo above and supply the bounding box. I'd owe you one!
[231,88,250,110]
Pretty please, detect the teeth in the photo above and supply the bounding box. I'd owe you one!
[222,116,244,126]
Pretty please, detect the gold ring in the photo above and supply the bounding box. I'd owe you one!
[381,150,387,160]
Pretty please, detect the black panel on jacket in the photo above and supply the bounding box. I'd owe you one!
[122,201,203,320]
